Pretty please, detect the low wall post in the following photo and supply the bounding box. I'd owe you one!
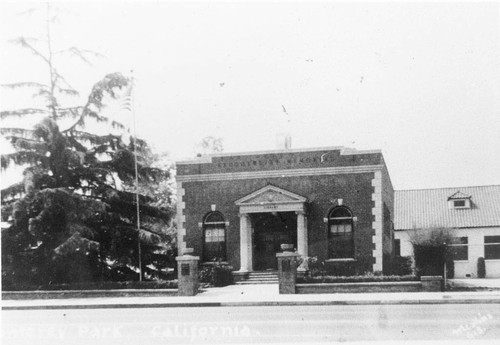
[276,252,300,294]
[176,248,200,296]
[421,276,444,292]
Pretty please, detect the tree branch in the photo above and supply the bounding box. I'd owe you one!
[1,109,48,120]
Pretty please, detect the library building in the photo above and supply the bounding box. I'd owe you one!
[176,143,395,281]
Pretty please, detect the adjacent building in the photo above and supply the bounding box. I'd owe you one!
[176,146,395,280]
[394,185,500,278]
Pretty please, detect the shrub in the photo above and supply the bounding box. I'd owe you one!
[391,256,413,276]
[305,256,326,278]
[445,256,454,279]
[410,228,452,277]
[199,262,233,287]
[198,266,213,283]
[477,257,486,278]
[305,256,359,277]
[323,260,357,276]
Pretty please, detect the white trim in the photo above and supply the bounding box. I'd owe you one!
[176,182,187,253]
[176,146,382,164]
[235,185,308,214]
[239,202,306,214]
[372,170,383,272]
[177,165,383,182]
[200,261,230,266]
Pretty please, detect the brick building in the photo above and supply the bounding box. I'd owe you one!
[176,146,395,279]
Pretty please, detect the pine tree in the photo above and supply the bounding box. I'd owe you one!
[1,3,174,288]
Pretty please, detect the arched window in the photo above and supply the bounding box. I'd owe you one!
[203,212,227,262]
[328,206,354,259]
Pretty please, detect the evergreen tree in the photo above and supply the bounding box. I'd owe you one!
[1,3,174,288]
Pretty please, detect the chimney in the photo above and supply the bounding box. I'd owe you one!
[276,133,292,150]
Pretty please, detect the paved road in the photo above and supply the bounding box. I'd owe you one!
[3,304,500,344]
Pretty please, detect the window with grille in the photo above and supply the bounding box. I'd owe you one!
[203,212,227,262]
[328,206,354,259]
[485,236,500,260]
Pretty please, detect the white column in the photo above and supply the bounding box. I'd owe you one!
[248,217,253,271]
[296,211,308,271]
[238,213,253,272]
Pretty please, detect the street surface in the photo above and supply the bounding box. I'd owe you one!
[2,304,500,344]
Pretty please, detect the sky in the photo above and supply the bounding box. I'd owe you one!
[1,0,499,190]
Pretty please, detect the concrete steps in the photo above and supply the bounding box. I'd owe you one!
[236,280,278,285]
[235,271,279,285]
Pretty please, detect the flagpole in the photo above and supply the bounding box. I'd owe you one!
[130,70,143,281]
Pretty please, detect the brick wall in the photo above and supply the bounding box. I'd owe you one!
[182,173,375,273]
[381,162,395,274]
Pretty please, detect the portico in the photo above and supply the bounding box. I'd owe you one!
[235,185,309,273]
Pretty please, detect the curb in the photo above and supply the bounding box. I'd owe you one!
[3,298,500,310]
[2,302,221,310]
[221,299,500,307]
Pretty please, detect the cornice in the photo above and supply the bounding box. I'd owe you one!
[177,146,381,165]
[176,164,383,182]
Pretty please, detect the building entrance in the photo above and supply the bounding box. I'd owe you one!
[252,212,297,270]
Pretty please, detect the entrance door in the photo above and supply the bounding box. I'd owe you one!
[253,212,297,270]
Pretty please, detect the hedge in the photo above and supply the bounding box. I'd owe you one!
[298,274,418,284]
[2,280,178,291]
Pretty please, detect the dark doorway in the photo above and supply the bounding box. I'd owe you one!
[252,212,297,270]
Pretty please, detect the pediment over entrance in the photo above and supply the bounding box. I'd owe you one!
[235,185,307,214]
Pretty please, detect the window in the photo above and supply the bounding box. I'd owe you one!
[449,198,471,209]
[203,212,227,262]
[328,206,354,259]
[394,239,401,257]
[485,236,500,260]
[449,237,468,261]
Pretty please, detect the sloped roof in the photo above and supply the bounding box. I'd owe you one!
[447,191,471,200]
[394,185,500,230]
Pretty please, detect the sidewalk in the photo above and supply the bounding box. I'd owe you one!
[3,283,500,310]
[448,278,500,289]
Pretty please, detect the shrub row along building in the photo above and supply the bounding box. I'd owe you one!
[176,146,500,280]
